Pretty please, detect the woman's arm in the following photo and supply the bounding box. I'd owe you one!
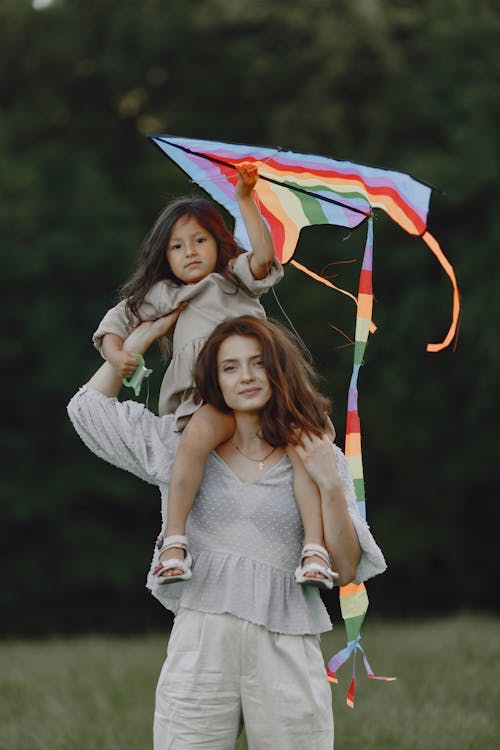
[87,306,186,397]
[93,285,181,377]
[101,333,139,380]
[86,360,123,398]
[235,163,275,280]
[68,307,186,485]
[295,434,361,586]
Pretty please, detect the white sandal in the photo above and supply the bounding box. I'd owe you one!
[295,543,339,590]
[153,534,193,585]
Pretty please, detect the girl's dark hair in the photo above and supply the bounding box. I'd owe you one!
[120,198,245,321]
[194,316,331,446]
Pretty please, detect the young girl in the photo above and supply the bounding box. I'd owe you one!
[93,164,338,589]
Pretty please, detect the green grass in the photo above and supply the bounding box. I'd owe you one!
[0,614,498,749]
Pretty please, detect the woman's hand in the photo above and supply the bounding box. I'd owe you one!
[235,162,259,200]
[294,433,341,492]
[296,432,361,585]
[123,303,187,355]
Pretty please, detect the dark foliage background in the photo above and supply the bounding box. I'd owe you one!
[1,0,498,635]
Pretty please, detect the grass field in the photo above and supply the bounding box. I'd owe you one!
[0,614,498,749]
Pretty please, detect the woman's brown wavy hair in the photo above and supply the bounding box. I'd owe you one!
[120,198,245,322]
[194,316,331,446]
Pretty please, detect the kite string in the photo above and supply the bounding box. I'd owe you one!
[190,172,360,361]
[145,374,150,411]
[251,189,314,361]
[269,284,314,362]
[251,190,368,359]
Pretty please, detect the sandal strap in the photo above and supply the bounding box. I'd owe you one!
[299,562,338,582]
[157,534,189,552]
[301,543,331,567]
[154,557,191,575]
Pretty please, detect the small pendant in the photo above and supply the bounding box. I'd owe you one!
[258,462,264,471]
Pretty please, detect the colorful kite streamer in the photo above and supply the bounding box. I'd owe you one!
[148,134,460,704]
[325,217,396,704]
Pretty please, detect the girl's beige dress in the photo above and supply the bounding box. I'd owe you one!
[93,253,283,425]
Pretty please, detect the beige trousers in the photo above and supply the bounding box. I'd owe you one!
[154,608,334,750]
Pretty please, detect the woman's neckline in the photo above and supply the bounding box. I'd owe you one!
[210,449,289,486]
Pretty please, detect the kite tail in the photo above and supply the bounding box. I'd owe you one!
[422,231,460,352]
[327,216,395,707]
[289,259,377,334]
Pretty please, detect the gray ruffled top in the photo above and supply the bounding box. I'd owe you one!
[93,253,284,424]
[67,387,387,635]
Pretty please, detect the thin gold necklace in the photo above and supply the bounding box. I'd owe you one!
[230,440,277,471]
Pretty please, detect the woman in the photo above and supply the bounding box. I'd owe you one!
[68,310,386,749]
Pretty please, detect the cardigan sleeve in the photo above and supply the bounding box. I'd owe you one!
[67,386,179,485]
[332,445,387,583]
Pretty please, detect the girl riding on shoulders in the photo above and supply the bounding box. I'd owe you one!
[93,165,337,589]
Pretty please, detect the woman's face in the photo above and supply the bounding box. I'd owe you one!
[217,335,272,413]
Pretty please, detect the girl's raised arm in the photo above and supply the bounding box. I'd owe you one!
[235,163,275,280]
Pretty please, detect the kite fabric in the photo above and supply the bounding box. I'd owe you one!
[147,134,460,705]
[148,134,459,353]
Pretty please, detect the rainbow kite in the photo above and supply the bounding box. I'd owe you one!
[148,134,460,705]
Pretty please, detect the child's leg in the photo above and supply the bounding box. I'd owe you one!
[325,415,336,442]
[159,405,235,578]
[286,446,330,582]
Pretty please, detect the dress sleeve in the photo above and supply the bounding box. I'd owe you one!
[332,445,387,583]
[231,252,284,297]
[92,282,179,353]
[92,299,131,354]
[67,386,178,485]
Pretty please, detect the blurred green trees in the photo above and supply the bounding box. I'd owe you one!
[1,0,498,634]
